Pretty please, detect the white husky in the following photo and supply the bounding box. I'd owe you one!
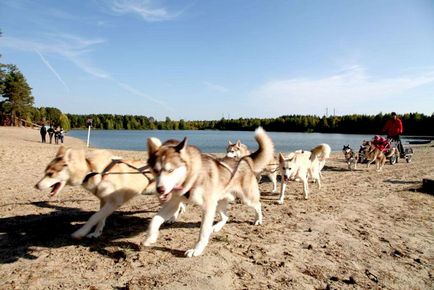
[278,144,330,203]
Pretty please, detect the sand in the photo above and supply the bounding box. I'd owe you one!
[0,126,433,289]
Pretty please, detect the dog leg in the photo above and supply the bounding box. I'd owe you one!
[213,199,229,232]
[301,175,309,199]
[143,200,181,247]
[185,201,217,257]
[71,201,119,239]
[278,181,287,204]
[86,200,107,238]
[269,173,277,193]
[252,202,263,225]
[166,202,186,224]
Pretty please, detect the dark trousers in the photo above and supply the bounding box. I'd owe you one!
[41,134,46,143]
[388,135,405,157]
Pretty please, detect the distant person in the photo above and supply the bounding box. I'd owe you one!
[54,126,60,144]
[40,125,47,143]
[59,127,65,144]
[47,125,55,144]
[382,112,404,157]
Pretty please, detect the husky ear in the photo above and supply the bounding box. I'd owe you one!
[147,138,162,155]
[236,140,241,147]
[63,148,73,163]
[175,137,188,153]
[279,152,285,162]
[56,146,66,157]
[228,140,233,145]
[287,152,295,160]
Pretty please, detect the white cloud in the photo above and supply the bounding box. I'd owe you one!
[251,66,434,115]
[1,34,172,111]
[34,49,70,92]
[108,0,180,22]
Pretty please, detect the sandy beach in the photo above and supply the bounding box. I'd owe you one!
[0,126,433,289]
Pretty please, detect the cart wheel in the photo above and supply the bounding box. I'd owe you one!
[390,154,397,165]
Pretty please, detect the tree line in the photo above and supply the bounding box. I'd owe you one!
[66,113,434,136]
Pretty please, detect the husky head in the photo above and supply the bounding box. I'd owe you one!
[147,137,189,203]
[226,140,250,158]
[226,140,242,158]
[35,146,87,197]
[279,152,296,182]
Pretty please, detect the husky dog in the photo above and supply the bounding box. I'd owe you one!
[342,145,359,170]
[144,127,274,257]
[278,144,331,203]
[226,140,279,192]
[35,146,166,239]
[226,140,251,158]
[360,140,398,171]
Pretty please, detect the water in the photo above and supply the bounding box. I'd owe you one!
[68,129,375,153]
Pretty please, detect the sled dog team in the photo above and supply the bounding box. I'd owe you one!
[35,127,331,257]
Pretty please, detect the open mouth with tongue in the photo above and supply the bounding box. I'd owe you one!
[158,184,184,203]
[49,182,65,197]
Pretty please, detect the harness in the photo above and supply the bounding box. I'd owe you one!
[82,159,152,184]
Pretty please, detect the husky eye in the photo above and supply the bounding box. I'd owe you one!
[47,172,53,178]
[167,169,174,173]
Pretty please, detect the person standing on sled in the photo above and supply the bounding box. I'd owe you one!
[382,112,404,157]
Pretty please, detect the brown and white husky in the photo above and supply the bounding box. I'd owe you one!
[278,143,331,203]
[144,127,274,257]
[226,139,279,192]
[35,146,169,239]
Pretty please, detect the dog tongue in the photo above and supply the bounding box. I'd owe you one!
[50,183,61,196]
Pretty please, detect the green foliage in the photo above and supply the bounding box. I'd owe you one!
[0,65,34,125]
[63,113,433,135]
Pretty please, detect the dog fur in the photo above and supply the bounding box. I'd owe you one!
[226,140,251,158]
[342,145,359,170]
[226,140,279,192]
[35,146,163,239]
[144,127,274,257]
[278,143,330,203]
[360,141,397,171]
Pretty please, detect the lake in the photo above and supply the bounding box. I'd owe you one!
[68,129,378,153]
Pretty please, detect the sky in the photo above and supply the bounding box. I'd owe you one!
[1,0,433,121]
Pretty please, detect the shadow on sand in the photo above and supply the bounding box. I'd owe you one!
[0,201,154,264]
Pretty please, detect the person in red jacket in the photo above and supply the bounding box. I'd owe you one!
[382,112,404,157]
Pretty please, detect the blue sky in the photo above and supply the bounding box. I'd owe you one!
[1,0,433,120]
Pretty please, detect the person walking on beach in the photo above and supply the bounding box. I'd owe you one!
[382,112,404,157]
[54,126,60,144]
[59,127,65,144]
[40,125,47,143]
[47,125,55,144]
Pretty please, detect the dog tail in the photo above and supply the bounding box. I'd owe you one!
[310,143,331,171]
[249,127,274,173]
[310,143,331,160]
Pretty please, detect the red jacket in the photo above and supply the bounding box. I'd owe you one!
[382,118,403,137]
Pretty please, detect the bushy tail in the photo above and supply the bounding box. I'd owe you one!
[249,127,274,173]
[310,143,331,160]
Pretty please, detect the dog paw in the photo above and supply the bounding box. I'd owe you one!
[254,220,263,226]
[212,223,225,233]
[142,237,157,247]
[184,248,203,258]
[86,231,102,239]
[71,231,85,240]
[166,216,177,224]
[277,199,284,205]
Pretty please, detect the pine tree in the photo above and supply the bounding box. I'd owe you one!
[1,66,34,125]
